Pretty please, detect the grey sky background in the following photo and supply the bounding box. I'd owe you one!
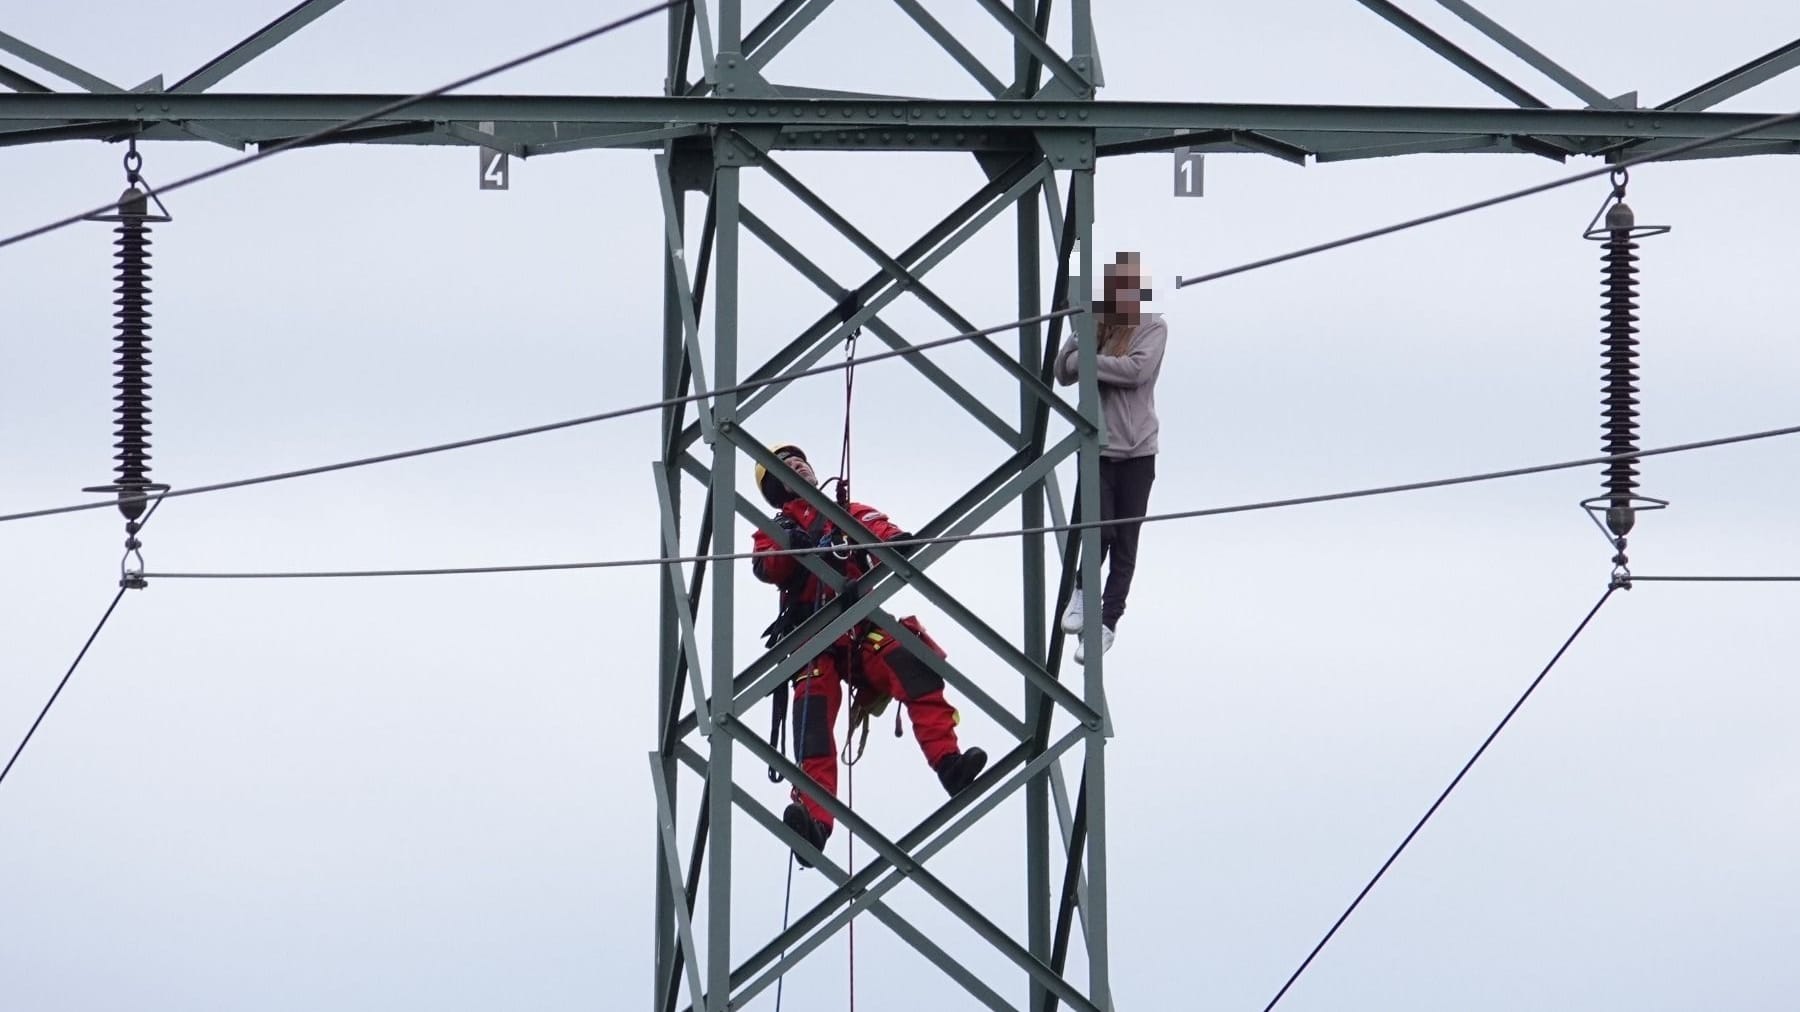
[3,3,1798,1011]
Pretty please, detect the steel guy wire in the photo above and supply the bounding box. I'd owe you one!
[0,308,1080,526]
[1260,585,1617,1012]
[133,420,1800,580]
[1174,106,1800,290]
[0,0,679,252]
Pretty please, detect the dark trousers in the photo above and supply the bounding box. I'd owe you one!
[1071,454,1156,629]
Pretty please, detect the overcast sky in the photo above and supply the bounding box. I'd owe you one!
[4,3,1799,1011]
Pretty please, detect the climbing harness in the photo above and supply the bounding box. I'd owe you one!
[82,139,172,590]
[1579,169,1669,589]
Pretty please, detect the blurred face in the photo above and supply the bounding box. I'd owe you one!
[781,452,817,489]
[1104,254,1149,323]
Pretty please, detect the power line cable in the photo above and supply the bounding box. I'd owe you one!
[1630,575,1800,583]
[1174,106,1800,290]
[0,587,129,791]
[0,493,164,791]
[0,308,1078,526]
[1260,584,1617,1012]
[134,420,1800,581]
[0,0,678,252]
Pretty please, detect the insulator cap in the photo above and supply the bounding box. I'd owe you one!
[1605,200,1635,231]
[1606,506,1636,538]
[117,186,150,218]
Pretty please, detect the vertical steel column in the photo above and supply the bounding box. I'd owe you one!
[1070,165,1110,1005]
[1016,4,1052,1006]
[653,190,684,1012]
[1021,163,1053,1012]
[705,6,743,1004]
[704,159,741,1012]
[652,8,688,1008]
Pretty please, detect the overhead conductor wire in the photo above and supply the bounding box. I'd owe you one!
[1260,585,1618,1012]
[0,309,1079,526]
[0,1,672,790]
[1175,105,1800,289]
[0,494,165,790]
[129,420,1800,580]
[0,0,680,253]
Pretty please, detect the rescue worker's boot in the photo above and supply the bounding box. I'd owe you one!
[782,802,832,868]
[935,747,988,797]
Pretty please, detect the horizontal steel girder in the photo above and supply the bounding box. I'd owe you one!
[3,95,1799,159]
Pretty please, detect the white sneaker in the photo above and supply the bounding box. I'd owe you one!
[1072,625,1114,664]
[1060,592,1085,634]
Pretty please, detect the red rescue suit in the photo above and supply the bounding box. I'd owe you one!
[752,498,962,828]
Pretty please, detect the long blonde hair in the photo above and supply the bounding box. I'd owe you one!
[1093,303,1135,356]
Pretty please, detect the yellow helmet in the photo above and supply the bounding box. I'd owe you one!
[754,443,808,507]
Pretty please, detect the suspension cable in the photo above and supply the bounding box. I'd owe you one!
[0,309,1079,527]
[134,420,1800,581]
[1261,585,1617,1012]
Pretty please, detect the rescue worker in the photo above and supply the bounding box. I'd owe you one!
[1054,251,1167,662]
[751,444,988,866]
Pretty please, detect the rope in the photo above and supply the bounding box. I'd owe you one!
[836,311,861,1012]
[0,586,129,790]
[0,1,679,253]
[773,686,805,1012]
[1260,585,1617,1012]
[846,700,857,1012]
[0,309,1079,527]
[134,420,1800,581]
[1174,105,1800,289]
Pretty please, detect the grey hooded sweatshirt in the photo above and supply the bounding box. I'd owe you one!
[1054,313,1167,459]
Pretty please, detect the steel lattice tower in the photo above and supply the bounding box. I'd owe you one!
[6,3,1800,1010]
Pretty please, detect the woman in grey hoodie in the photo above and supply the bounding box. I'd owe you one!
[1053,252,1168,661]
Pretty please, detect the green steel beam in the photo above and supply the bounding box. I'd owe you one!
[673,746,1020,1012]
[738,205,1024,444]
[740,145,1087,433]
[171,0,350,93]
[744,0,835,72]
[973,0,1090,98]
[1433,0,1616,109]
[672,738,1037,1005]
[1658,36,1800,112]
[0,30,121,93]
[5,95,1800,153]
[1352,0,1546,108]
[0,63,50,94]
[675,153,1044,453]
[893,0,1009,97]
[730,726,1085,1011]
[730,727,1105,1012]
